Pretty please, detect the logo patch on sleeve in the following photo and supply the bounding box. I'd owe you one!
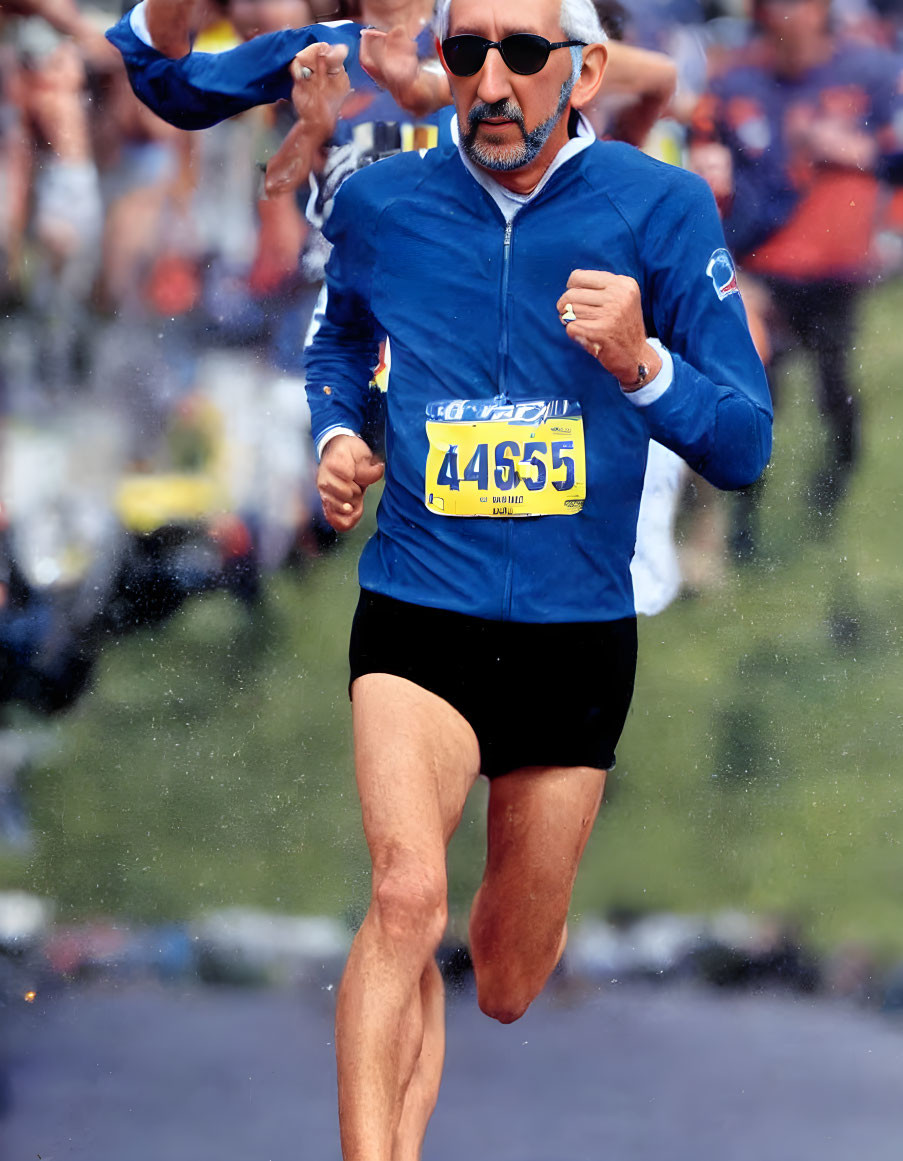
[706,248,740,300]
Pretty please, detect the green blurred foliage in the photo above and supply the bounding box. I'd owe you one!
[2,281,902,958]
[577,277,903,958]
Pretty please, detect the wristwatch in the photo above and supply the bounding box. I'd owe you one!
[620,361,651,392]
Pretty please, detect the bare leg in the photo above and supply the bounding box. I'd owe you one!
[336,674,480,1161]
[392,957,445,1161]
[469,764,606,1024]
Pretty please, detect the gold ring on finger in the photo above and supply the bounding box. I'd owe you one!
[561,303,577,324]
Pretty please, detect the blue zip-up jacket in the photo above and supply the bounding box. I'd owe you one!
[306,137,772,624]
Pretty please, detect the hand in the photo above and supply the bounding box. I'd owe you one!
[290,42,350,130]
[360,27,419,98]
[360,27,450,117]
[317,434,385,532]
[556,270,662,388]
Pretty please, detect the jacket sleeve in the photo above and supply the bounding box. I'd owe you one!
[105,10,356,130]
[303,174,385,448]
[637,168,773,491]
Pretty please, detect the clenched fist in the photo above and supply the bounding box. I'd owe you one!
[556,270,662,389]
[317,434,385,532]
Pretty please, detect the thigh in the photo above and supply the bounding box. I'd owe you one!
[351,673,482,867]
[482,764,606,921]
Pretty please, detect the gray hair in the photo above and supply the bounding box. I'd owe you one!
[433,0,607,44]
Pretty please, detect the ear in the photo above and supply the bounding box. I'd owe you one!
[570,42,608,110]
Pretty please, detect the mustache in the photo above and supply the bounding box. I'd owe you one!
[467,99,526,132]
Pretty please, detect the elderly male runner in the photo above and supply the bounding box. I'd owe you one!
[304,0,772,1157]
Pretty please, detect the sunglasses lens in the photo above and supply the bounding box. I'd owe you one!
[500,35,549,75]
[442,34,555,76]
[442,36,489,76]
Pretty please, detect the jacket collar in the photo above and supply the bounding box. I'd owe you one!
[450,111,595,221]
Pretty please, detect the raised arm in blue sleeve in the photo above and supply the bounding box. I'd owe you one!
[106,9,360,130]
[303,174,386,448]
[639,168,773,491]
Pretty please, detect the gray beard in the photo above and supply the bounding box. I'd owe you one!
[462,75,577,173]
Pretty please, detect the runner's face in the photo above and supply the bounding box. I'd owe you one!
[442,0,578,176]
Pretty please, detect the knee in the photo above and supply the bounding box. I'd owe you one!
[471,927,567,1025]
[475,977,531,1025]
[372,858,448,952]
[472,948,538,1024]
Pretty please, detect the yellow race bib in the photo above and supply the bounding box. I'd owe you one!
[425,398,586,517]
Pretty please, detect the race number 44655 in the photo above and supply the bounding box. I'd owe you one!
[424,400,586,517]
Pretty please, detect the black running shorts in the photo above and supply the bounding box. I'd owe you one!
[349,589,637,779]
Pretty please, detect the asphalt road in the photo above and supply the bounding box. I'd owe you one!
[3,978,903,1161]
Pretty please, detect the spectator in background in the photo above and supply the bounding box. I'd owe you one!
[581,0,678,147]
[0,31,30,308]
[94,43,189,318]
[3,12,104,390]
[188,0,316,306]
[689,0,903,552]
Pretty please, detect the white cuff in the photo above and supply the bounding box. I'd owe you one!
[129,0,155,47]
[316,425,359,460]
[622,339,673,408]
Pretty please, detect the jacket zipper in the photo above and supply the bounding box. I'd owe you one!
[498,219,513,404]
[500,216,514,618]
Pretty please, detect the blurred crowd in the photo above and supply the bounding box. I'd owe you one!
[0,0,336,718]
[1,0,902,723]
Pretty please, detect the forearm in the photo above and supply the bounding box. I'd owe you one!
[304,179,385,443]
[305,286,384,445]
[602,43,676,112]
[305,335,381,443]
[639,172,773,489]
[10,0,83,37]
[265,120,324,195]
[608,93,670,148]
[641,357,772,490]
[597,44,677,147]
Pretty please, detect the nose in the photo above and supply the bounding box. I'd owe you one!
[475,44,514,106]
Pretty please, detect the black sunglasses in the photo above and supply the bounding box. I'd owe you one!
[441,34,586,77]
